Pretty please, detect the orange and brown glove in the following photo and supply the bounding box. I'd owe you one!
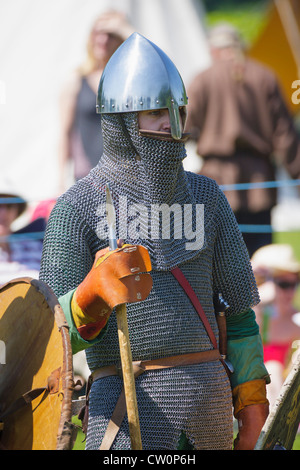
[232,379,269,450]
[71,244,152,340]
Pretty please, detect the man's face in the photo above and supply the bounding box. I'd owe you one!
[138,109,172,134]
[138,108,185,136]
[138,107,187,140]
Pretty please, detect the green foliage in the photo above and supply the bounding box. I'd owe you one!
[72,416,86,450]
[203,0,269,45]
[293,433,300,450]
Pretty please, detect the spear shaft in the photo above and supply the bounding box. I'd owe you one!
[106,184,142,450]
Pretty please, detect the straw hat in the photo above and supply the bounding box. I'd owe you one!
[251,244,300,275]
[0,177,27,218]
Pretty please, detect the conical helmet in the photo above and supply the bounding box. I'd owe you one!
[96,32,188,140]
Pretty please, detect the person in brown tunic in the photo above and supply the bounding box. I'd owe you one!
[186,23,300,256]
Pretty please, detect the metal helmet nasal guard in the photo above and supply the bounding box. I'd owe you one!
[96,32,188,140]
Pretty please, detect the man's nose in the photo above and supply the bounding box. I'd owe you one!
[161,114,171,132]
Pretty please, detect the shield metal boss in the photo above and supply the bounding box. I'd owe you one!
[0,278,74,450]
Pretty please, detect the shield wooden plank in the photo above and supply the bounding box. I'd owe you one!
[255,352,300,450]
[0,278,74,450]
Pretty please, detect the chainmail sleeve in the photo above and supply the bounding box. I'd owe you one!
[212,188,260,317]
[39,198,100,298]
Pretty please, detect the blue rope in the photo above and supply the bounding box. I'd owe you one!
[238,225,274,233]
[0,232,45,242]
[219,179,300,191]
[1,179,299,238]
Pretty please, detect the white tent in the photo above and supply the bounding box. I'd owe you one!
[0,0,210,203]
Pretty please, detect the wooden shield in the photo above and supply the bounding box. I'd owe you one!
[255,352,300,450]
[0,278,74,450]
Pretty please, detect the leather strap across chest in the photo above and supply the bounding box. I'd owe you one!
[171,267,218,349]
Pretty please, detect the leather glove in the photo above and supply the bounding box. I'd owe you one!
[232,379,269,450]
[71,244,152,340]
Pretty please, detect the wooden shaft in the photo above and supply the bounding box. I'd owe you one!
[116,303,142,450]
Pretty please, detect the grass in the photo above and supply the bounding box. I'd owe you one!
[72,416,86,450]
[293,433,300,450]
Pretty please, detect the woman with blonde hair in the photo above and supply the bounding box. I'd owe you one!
[58,11,133,193]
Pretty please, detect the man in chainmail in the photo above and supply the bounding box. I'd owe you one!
[40,33,270,450]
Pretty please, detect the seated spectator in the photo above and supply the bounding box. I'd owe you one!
[251,244,300,407]
[0,184,43,285]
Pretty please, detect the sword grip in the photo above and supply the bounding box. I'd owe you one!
[108,227,117,251]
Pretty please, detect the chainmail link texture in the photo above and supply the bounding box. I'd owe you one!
[98,112,202,270]
[39,112,259,449]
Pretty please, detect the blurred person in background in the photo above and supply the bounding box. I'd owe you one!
[0,180,43,285]
[251,244,300,408]
[186,23,300,256]
[57,10,133,391]
[58,10,133,193]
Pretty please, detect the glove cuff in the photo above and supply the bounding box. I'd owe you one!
[232,378,269,418]
[71,293,111,340]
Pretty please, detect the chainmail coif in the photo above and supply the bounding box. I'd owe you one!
[98,112,202,270]
[40,112,259,449]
